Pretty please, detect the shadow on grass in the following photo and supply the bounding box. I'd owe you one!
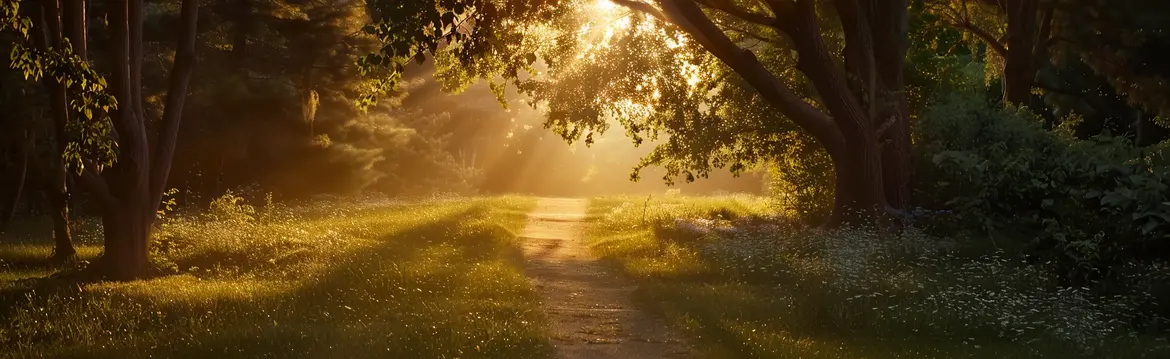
[1,200,552,359]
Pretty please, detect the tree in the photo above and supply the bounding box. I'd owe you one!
[929,0,1170,143]
[932,0,1170,112]
[4,0,201,279]
[929,0,1054,106]
[28,0,96,260]
[365,0,915,224]
[170,0,440,200]
[84,0,201,279]
[2,0,92,258]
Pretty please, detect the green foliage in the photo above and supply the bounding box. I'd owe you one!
[0,0,29,38]
[359,0,560,110]
[764,133,834,223]
[156,188,181,219]
[1,1,118,173]
[207,190,258,223]
[916,91,1170,280]
[906,2,982,118]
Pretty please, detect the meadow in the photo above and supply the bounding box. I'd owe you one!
[3,194,1169,358]
[0,196,550,359]
[584,195,1170,359]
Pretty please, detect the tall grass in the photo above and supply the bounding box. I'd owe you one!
[0,196,551,359]
[586,194,1170,359]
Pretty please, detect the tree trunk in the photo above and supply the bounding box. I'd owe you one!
[31,0,77,260]
[48,185,75,259]
[645,0,906,226]
[75,0,200,280]
[47,71,76,260]
[948,0,1052,107]
[1002,0,1041,105]
[822,139,889,227]
[787,0,890,224]
[880,111,912,211]
[872,0,912,211]
[100,205,151,280]
[0,131,31,231]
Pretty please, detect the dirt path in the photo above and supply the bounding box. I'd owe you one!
[519,198,693,359]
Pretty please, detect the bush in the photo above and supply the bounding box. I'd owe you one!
[914,91,1170,283]
[628,203,1168,356]
[764,132,834,224]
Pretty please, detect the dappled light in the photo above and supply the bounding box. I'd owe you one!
[2,0,1170,358]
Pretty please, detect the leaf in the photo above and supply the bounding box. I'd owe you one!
[1142,220,1159,235]
[1100,192,1130,207]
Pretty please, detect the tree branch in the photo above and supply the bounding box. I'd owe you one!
[149,0,200,211]
[694,0,777,27]
[657,0,844,153]
[835,0,878,115]
[609,0,669,22]
[762,0,797,20]
[712,16,782,45]
[948,20,1007,57]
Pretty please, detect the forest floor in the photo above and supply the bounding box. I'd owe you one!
[1,195,1166,358]
[518,198,693,358]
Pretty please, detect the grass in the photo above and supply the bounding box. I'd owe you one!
[584,194,1170,359]
[0,196,552,359]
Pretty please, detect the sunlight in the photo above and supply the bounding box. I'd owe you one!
[594,0,618,13]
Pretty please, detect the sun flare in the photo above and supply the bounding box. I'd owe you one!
[593,0,618,13]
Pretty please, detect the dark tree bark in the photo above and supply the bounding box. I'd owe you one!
[870,0,912,211]
[1001,0,1041,105]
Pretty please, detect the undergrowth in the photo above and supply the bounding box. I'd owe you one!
[586,194,1170,359]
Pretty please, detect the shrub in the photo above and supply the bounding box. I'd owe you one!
[647,208,1166,356]
[764,132,834,224]
[914,91,1170,283]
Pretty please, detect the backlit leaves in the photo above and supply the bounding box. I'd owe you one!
[2,0,118,173]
